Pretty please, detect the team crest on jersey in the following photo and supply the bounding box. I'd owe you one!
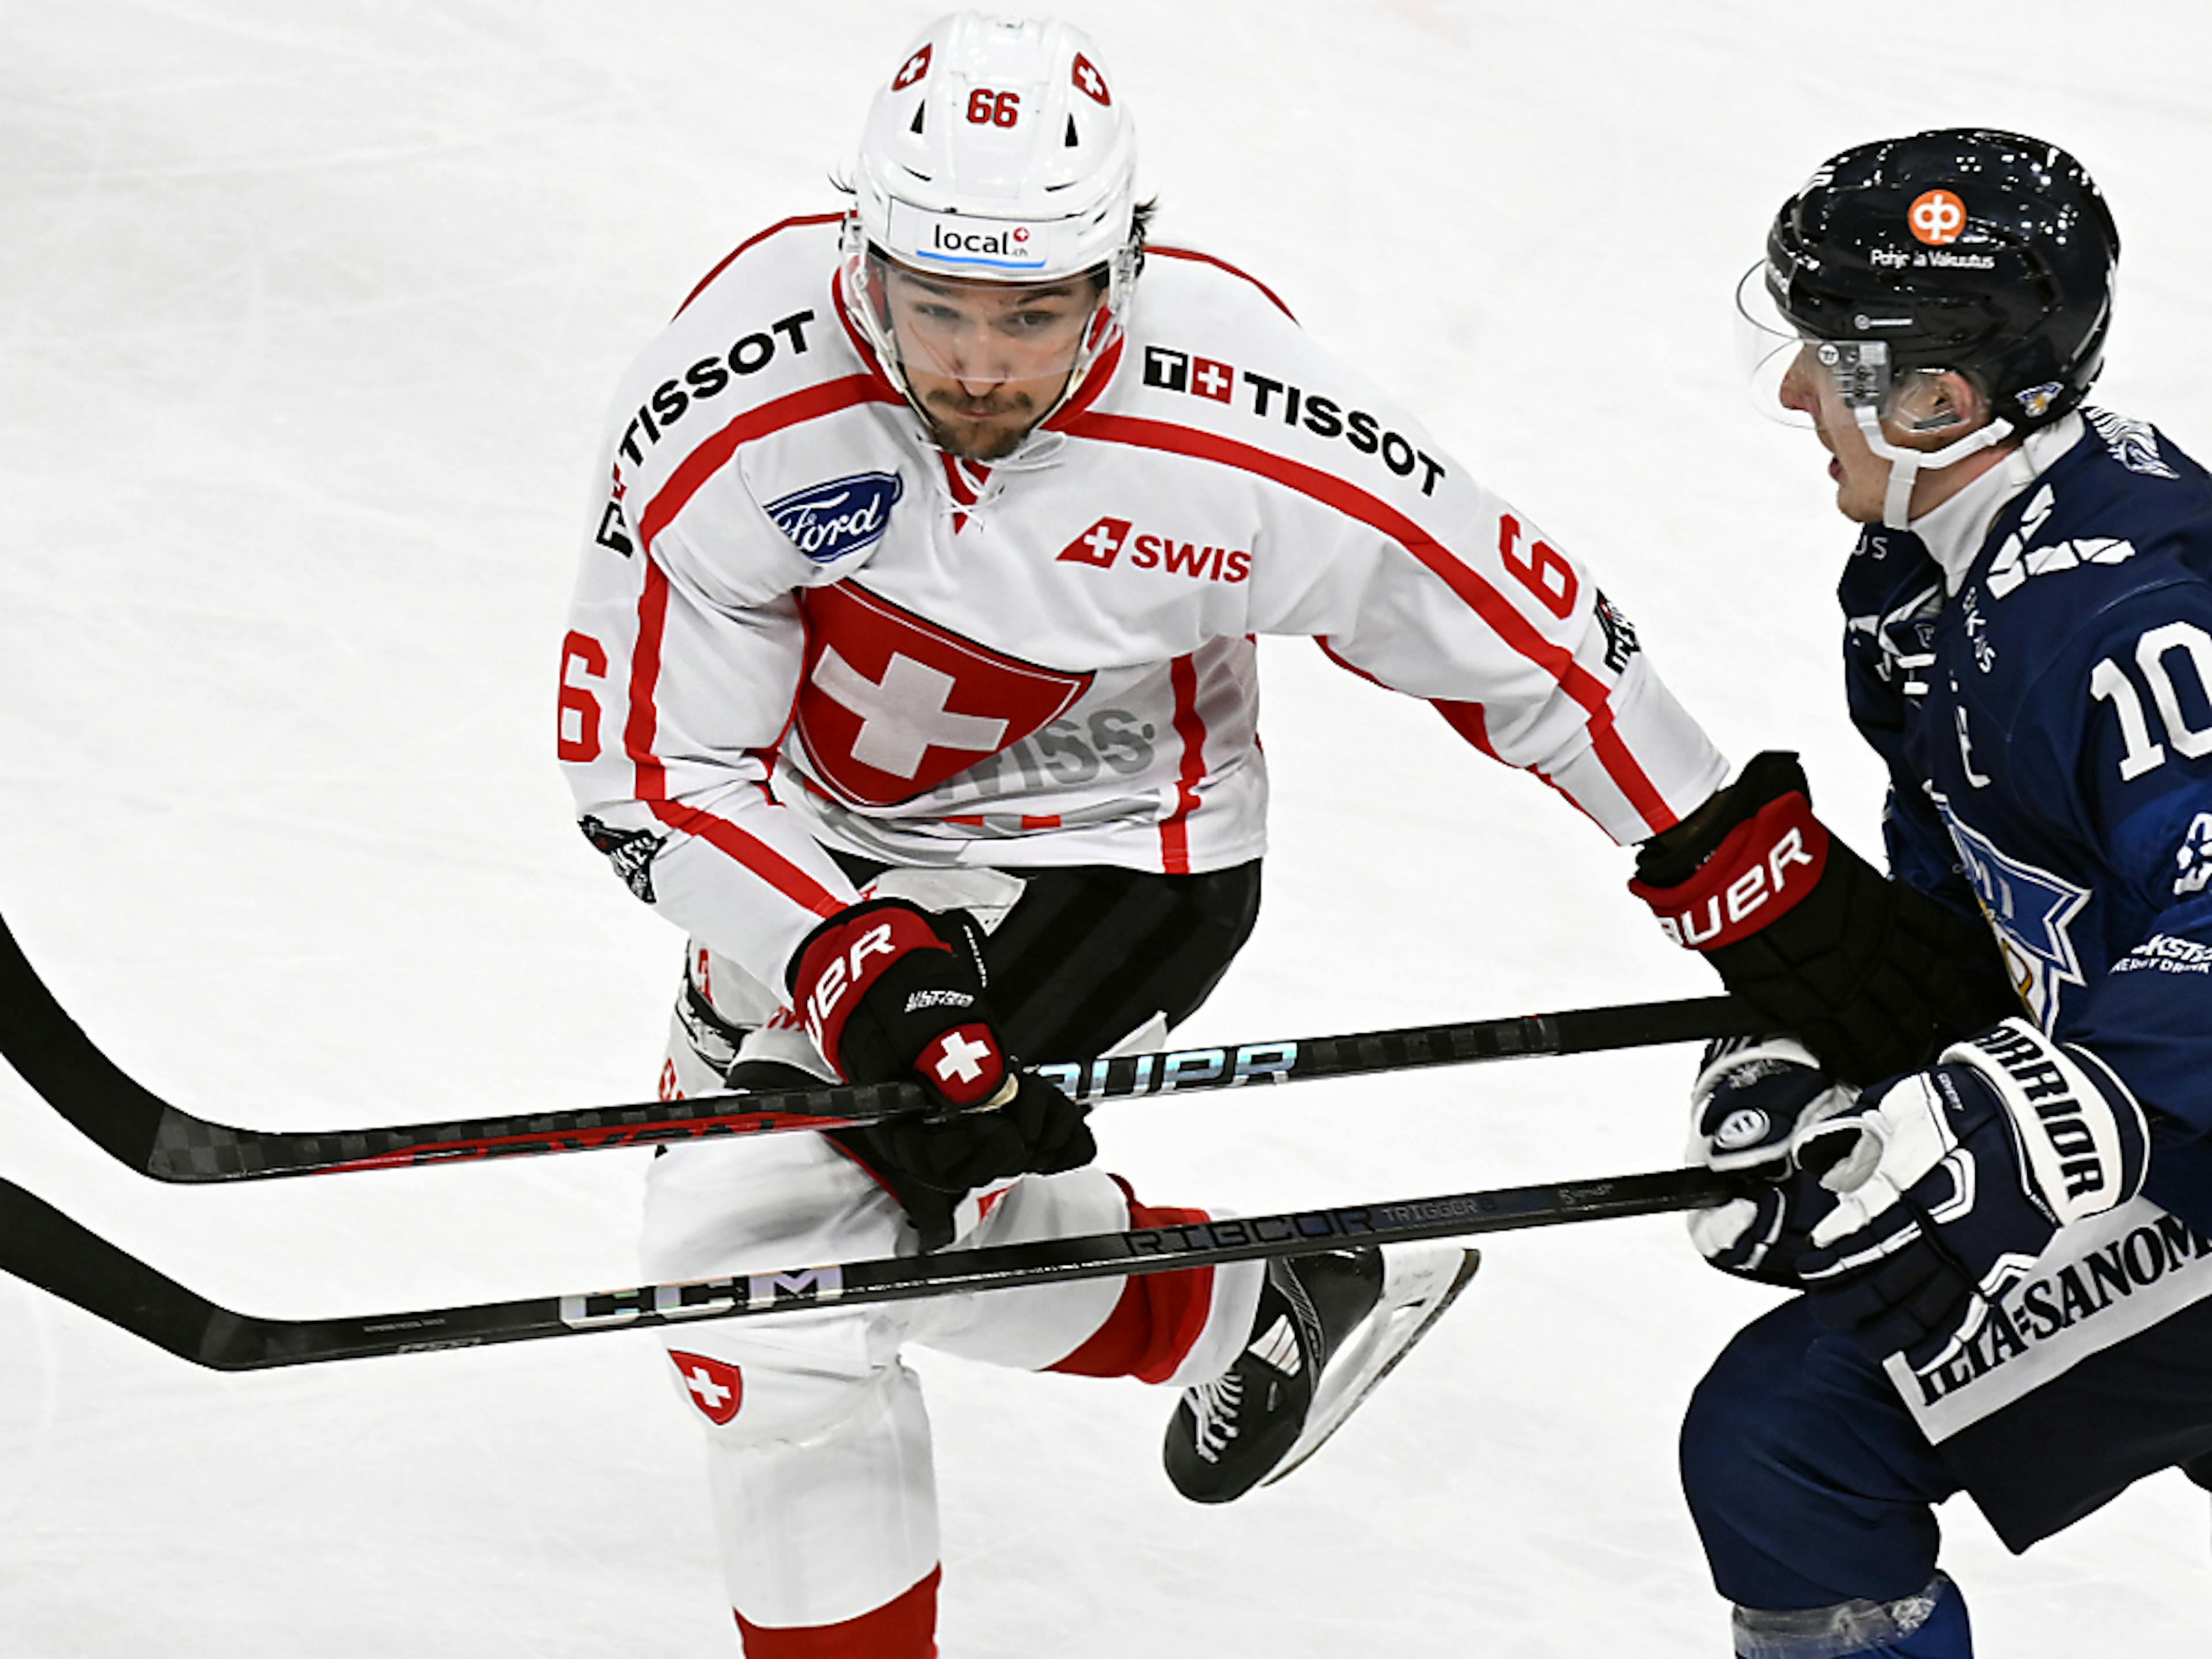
[765,472,905,565]
[794,582,1092,805]
[669,1351,744,1425]
[577,815,664,903]
[1593,590,1640,672]
[1931,793,2090,1027]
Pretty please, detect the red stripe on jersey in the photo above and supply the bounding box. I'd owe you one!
[622,558,676,801]
[938,453,983,506]
[1313,636,1384,688]
[1431,698,1499,758]
[1160,653,1207,874]
[734,1565,940,1657]
[1148,246,1298,320]
[1062,410,1673,833]
[1586,702,1677,832]
[638,374,902,555]
[623,559,847,919]
[673,213,844,319]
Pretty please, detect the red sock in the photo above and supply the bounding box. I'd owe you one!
[1047,1185,1216,1384]
[735,1566,940,1658]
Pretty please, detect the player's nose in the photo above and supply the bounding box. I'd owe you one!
[1777,346,1819,416]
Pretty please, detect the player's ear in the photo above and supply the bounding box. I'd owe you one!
[1890,369,1992,438]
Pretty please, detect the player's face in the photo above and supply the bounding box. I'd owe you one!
[1776,346,1994,523]
[882,267,1100,460]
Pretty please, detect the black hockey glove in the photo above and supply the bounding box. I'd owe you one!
[1787,1020,2149,1363]
[789,898,1095,1212]
[1630,751,2021,1085]
[1683,1035,1855,1285]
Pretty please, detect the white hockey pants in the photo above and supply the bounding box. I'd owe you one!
[644,948,1264,1653]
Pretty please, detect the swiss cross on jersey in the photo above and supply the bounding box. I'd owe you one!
[794,582,1092,805]
[669,1350,743,1425]
[1058,516,1132,567]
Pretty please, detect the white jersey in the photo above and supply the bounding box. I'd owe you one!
[560,215,1728,990]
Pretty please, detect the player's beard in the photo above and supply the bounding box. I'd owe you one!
[919,387,1046,461]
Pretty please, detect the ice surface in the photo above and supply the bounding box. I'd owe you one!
[2,3,2209,1653]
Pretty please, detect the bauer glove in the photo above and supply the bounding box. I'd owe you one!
[1684,1035,1855,1284]
[1788,1018,2149,1363]
[1630,751,2021,1086]
[789,898,1096,1203]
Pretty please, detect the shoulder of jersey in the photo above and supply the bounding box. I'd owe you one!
[619,211,860,401]
[1982,413,2212,618]
[1109,242,1455,503]
[601,214,887,492]
[671,212,849,325]
[1965,417,2212,717]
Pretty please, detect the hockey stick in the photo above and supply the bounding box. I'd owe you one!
[0,1165,1741,1370]
[0,910,1760,1183]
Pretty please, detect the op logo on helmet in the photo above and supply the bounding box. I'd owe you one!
[1908,189,1967,246]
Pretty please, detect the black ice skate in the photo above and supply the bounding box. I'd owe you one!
[1164,1243,1480,1503]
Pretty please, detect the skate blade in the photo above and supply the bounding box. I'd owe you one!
[1260,1246,1481,1488]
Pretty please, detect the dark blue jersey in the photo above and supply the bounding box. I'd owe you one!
[1839,410,2212,1230]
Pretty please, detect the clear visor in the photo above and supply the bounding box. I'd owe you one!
[868,252,1109,414]
[1733,262,1965,437]
[1736,262,1831,428]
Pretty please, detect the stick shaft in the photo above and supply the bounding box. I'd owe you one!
[0,911,1757,1181]
[0,1166,1741,1370]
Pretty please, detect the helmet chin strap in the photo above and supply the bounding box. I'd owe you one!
[1850,405,2016,530]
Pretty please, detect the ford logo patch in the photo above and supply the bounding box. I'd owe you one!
[765,472,904,564]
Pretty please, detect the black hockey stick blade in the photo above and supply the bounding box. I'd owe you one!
[0,907,1762,1182]
[0,1165,1743,1370]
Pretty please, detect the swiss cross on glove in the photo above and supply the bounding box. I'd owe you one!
[797,898,1010,1110]
[1785,1018,2150,1362]
[789,898,1094,1205]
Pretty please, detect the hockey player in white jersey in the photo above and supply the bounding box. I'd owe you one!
[560,14,1732,1653]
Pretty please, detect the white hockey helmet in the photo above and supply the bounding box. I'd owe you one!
[842,13,1141,422]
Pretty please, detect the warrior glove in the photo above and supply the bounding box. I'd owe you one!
[1787,1019,2149,1362]
[1684,1035,1856,1284]
[1630,751,2020,1085]
[789,898,1096,1210]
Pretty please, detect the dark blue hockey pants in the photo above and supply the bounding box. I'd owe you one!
[1681,1298,1965,1630]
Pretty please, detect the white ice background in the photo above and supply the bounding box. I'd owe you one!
[3,2,2210,1653]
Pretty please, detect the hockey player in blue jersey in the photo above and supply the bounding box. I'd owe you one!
[1628,130,2212,1656]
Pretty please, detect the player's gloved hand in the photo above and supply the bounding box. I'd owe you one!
[1630,751,2021,1085]
[789,898,1095,1198]
[1787,1018,2150,1360]
[1684,1035,1856,1283]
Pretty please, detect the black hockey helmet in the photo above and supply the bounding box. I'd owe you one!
[1763,129,2119,427]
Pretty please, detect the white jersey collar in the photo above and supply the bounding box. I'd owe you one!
[1909,412,2085,596]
